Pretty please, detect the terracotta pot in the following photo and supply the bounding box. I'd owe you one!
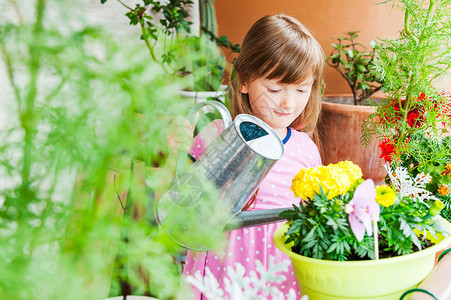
[318,95,386,185]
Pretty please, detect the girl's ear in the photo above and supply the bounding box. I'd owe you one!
[240,82,249,94]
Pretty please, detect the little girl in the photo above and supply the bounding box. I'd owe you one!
[174,14,325,298]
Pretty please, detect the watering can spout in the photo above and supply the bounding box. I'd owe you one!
[224,208,287,231]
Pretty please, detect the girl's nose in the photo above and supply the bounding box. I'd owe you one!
[280,93,295,110]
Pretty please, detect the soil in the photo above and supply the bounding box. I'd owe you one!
[294,234,435,261]
[351,234,435,261]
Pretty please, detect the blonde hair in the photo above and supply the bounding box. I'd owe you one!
[228,14,324,133]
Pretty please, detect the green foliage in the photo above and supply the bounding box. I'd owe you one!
[179,35,225,91]
[361,0,451,222]
[201,26,241,54]
[372,0,451,99]
[326,31,383,105]
[280,188,376,261]
[280,180,447,261]
[396,133,451,218]
[362,0,451,146]
[0,1,213,299]
[377,195,442,256]
[103,0,240,91]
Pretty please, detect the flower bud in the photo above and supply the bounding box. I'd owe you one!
[332,199,343,212]
[351,178,365,191]
[428,200,445,216]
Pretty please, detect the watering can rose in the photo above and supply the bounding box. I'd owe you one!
[291,161,363,200]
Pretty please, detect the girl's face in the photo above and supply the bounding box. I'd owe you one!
[240,76,314,137]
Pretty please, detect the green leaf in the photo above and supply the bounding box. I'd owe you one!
[304,226,317,241]
[286,221,302,235]
[317,226,324,239]
[356,64,366,72]
[100,0,108,3]
[279,208,302,220]
[329,53,340,59]
[325,216,338,230]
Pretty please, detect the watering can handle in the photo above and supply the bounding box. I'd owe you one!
[176,100,232,172]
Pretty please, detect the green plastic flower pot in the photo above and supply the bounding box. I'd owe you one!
[273,218,451,300]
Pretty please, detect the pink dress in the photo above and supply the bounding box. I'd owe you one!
[181,120,322,299]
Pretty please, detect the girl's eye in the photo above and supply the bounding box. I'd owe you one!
[268,89,281,94]
[297,89,307,93]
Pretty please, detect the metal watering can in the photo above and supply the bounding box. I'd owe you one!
[155,101,287,251]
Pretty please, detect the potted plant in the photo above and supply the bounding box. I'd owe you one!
[361,0,451,221]
[0,1,206,299]
[325,31,383,106]
[101,0,240,103]
[319,31,387,184]
[274,161,451,299]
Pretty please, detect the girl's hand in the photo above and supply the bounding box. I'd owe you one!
[167,114,198,153]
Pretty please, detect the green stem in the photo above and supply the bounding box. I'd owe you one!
[11,0,46,278]
[138,8,159,64]
[116,0,133,11]
[8,0,23,24]
[404,9,411,36]
[1,43,22,107]
[140,24,158,62]
[424,0,435,30]
[349,34,359,105]
[21,0,46,197]
[397,0,435,146]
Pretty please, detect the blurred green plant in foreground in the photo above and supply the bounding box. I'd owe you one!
[0,0,224,299]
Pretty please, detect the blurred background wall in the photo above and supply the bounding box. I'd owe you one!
[214,0,451,94]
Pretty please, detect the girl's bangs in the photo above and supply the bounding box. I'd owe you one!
[263,41,324,85]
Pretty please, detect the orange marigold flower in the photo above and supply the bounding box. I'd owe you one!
[442,164,451,176]
[438,185,450,196]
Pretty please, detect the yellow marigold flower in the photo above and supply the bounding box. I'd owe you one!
[336,161,363,183]
[291,161,363,200]
[291,165,323,200]
[375,185,397,207]
[438,184,450,196]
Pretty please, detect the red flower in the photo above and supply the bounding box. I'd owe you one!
[406,107,424,128]
[379,92,441,130]
[418,92,426,101]
[379,100,403,125]
[439,92,451,118]
[379,138,396,163]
